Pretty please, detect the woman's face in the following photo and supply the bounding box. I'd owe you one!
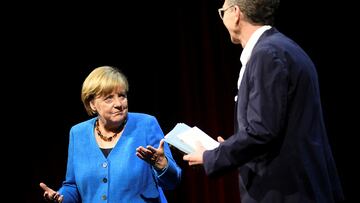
[90,86,128,127]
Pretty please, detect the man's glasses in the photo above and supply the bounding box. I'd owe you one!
[218,5,234,20]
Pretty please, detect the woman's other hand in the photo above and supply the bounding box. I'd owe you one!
[136,139,168,170]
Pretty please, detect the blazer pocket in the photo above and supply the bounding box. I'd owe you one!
[140,182,160,202]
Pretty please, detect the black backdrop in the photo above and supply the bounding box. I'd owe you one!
[7,0,357,202]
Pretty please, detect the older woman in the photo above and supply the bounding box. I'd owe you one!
[40,66,181,203]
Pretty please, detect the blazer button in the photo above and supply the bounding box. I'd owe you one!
[102,162,108,168]
[102,195,107,200]
[103,178,108,183]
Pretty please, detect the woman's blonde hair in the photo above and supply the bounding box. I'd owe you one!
[81,66,129,116]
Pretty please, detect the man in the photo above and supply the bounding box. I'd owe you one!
[183,0,344,202]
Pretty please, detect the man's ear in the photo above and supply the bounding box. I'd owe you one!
[233,5,242,23]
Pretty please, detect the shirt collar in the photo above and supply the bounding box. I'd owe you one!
[240,25,272,66]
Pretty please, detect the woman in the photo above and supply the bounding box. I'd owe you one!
[40,66,182,203]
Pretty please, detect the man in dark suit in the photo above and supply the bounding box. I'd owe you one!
[183,0,344,202]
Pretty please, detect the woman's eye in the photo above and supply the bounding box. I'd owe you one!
[104,96,113,103]
[116,92,127,99]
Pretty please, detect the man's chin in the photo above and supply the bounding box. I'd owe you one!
[231,38,241,45]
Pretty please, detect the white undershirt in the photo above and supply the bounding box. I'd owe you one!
[235,25,272,102]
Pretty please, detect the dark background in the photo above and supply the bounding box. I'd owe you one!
[5,0,357,202]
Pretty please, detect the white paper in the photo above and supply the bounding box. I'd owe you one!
[164,123,219,154]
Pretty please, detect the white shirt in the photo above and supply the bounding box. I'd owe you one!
[235,25,272,102]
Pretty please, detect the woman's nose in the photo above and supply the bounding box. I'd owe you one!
[114,96,125,107]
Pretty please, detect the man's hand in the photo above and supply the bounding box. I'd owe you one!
[183,141,206,166]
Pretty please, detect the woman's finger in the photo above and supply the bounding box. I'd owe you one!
[146,145,157,154]
[158,139,165,149]
[40,182,51,192]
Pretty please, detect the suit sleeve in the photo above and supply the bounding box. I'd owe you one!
[204,47,289,176]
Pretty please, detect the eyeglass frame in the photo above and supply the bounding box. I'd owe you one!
[218,5,235,20]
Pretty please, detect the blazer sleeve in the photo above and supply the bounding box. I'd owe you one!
[203,47,289,176]
[148,117,182,190]
[58,128,81,203]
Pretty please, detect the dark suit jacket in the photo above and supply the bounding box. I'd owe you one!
[203,28,344,203]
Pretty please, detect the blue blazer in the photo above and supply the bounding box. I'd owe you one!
[203,28,344,203]
[58,112,182,203]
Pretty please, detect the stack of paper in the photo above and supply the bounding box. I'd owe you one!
[164,123,220,154]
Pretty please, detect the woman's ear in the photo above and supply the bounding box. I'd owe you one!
[90,100,96,112]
